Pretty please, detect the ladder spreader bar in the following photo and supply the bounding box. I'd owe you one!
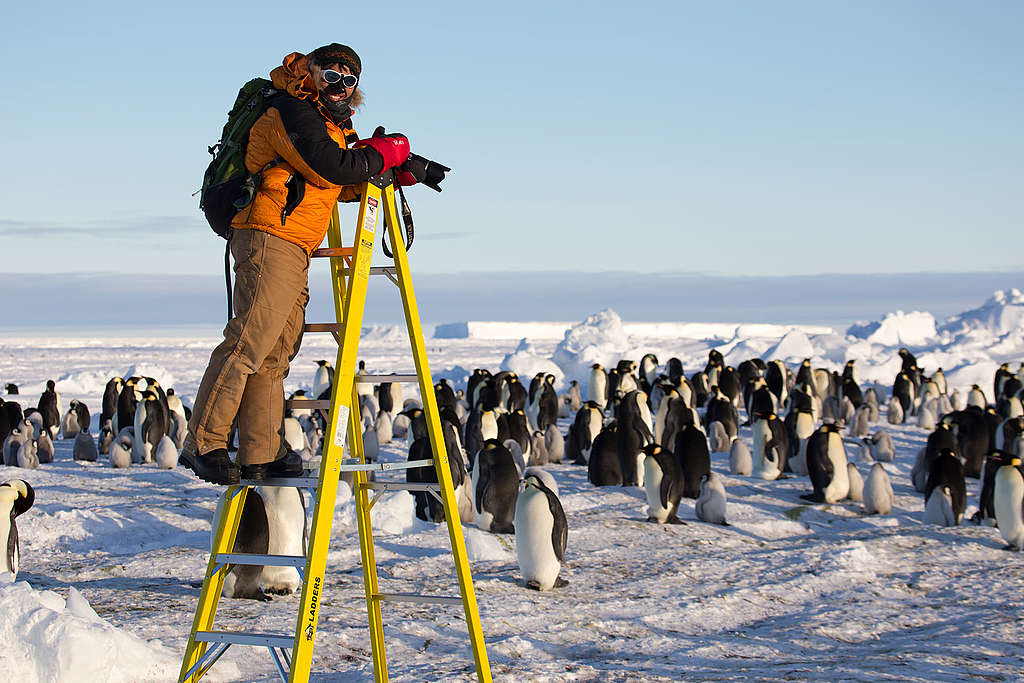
[360,481,441,492]
[240,475,320,488]
[373,593,464,606]
[340,457,433,472]
[194,631,295,649]
[287,399,332,409]
[354,374,419,384]
[303,323,345,333]
[311,247,353,258]
[213,553,306,568]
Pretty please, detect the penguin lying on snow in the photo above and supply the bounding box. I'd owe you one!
[0,479,35,580]
[514,474,568,590]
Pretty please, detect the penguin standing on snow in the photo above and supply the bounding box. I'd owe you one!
[802,424,850,503]
[514,474,568,590]
[313,360,334,400]
[673,424,711,499]
[0,479,35,580]
[643,444,684,524]
[37,380,61,439]
[615,391,654,487]
[695,471,728,525]
[213,486,307,600]
[588,423,623,487]
[567,402,603,465]
[472,439,519,533]
[100,377,123,431]
[587,364,608,411]
[862,463,894,514]
[994,455,1024,550]
[923,448,966,526]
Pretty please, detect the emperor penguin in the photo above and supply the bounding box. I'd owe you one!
[639,353,659,396]
[154,434,178,469]
[569,402,603,465]
[950,388,964,411]
[356,360,374,398]
[887,397,904,426]
[849,405,871,438]
[673,424,711,499]
[37,429,54,464]
[214,486,307,599]
[643,443,684,524]
[100,377,124,430]
[967,385,987,409]
[863,387,880,421]
[110,428,133,468]
[802,424,850,503]
[0,480,35,580]
[869,430,896,463]
[587,364,608,411]
[752,414,788,481]
[73,429,98,462]
[313,360,334,400]
[544,424,564,464]
[61,404,81,439]
[994,456,1024,550]
[846,463,864,502]
[862,463,894,514]
[514,474,568,590]
[529,430,548,466]
[587,423,622,487]
[37,379,61,439]
[695,471,728,526]
[615,391,654,487]
[892,373,915,418]
[522,466,558,496]
[16,437,39,469]
[974,450,1006,525]
[729,438,752,476]
[472,439,519,533]
[923,449,966,526]
[97,419,114,456]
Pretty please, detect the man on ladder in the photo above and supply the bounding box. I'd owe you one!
[181,43,439,485]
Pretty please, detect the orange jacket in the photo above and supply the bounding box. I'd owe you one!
[230,52,383,253]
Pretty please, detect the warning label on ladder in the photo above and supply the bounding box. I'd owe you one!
[362,197,378,234]
[333,404,350,449]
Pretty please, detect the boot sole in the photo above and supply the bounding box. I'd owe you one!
[180,451,240,485]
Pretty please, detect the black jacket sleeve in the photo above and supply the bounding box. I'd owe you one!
[270,95,384,184]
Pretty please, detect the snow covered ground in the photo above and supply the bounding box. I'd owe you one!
[2,289,1023,681]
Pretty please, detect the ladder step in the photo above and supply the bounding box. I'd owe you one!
[341,266,396,277]
[354,374,420,384]
[214,553,305,568]
[287,399,331,409]
[304,323,345,333]
[195,630,294,649]
[311,247,353,258]
[373,593,463,606]
[340,457,434,472]
[240,475,320,488]
[360,482,441,493]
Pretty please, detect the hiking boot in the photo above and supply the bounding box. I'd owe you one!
[180,447,240,485]
[240,450,305,482]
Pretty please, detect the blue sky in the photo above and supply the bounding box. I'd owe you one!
[1,1,1021,278]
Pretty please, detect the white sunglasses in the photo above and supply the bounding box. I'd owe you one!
[321,69,358,88]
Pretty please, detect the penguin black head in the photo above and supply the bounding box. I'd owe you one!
[2,480,35,517]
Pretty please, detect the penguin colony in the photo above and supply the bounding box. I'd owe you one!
[4,352,1024,598]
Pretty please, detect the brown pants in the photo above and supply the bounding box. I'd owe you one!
[188,229,310,465]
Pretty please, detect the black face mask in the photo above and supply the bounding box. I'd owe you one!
[321,95,351,119]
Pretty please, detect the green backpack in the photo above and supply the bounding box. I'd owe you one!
[199,78,279,238]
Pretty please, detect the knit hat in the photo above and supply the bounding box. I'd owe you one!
[308,43,361,77]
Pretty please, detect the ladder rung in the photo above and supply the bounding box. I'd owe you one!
[287,399,331,409]
[341,266,396,277]
[194,631,294,649]
[360,482,441,492]
[354,374,419,384]
[311,247,353,258]
[340,457,434,472]
[373,593,463,606]
[240,475,320,488]
[304,323,345,333]
[214,553,305,568]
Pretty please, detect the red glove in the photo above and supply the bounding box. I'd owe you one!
[354,127,410,174]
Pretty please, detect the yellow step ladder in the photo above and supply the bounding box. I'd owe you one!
[178,171,492,683]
